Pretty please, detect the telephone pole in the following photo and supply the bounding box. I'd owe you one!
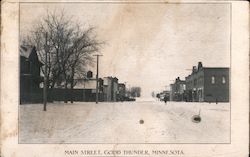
[94,54,103,104]
[43,33,48,111]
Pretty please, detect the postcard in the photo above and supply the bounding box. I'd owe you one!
[1,0,249,157]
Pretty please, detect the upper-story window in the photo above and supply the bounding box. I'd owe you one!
[199,77,203,84]
[194,79,197,86]
[222,76,226,84]
[211,76,215,84]
[24,60,30,74]
[183,84,186,90]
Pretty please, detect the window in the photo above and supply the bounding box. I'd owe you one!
[194,79,197,86]
[211,76,215,84]
[198,77,203,84]
[24,60,30,74]
[222,76,226,84]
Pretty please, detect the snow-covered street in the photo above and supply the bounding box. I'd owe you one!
[19,99,230,143]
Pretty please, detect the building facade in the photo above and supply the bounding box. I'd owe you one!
[103,77,119,102]
[118,83,126,101]
[74,76,104,102]
[170,77,186,101]
[20,45,43,103]
[185,62,229,102]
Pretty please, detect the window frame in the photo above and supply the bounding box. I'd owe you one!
[222,76,226,84]
[211,76,215,84]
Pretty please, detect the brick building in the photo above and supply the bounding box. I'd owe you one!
[185,62,229,102]
[118,83,126,101]
[170,77,186,101]
[103,77,119,102]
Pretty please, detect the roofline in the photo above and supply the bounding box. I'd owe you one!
[203,67,230,69]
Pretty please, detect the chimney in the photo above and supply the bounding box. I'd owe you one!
[87,71,93,78]
[192,66,197,73]
[198,62,203,70]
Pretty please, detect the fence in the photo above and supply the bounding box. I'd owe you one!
[20,88,104,104]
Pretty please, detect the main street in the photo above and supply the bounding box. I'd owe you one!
[19,98,230,143]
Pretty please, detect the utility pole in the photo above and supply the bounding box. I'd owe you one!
[94,54,103,104]
[43,33,48,111]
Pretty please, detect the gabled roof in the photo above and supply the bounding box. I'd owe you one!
[20,45,35,59]
[20,45,44,66]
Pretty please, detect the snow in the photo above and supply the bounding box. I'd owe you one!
[19,99,230,143]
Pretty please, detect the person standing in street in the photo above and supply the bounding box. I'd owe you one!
[164,95,168,104]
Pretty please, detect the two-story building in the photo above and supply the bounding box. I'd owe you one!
[103,77,119,102]
[185,62,229,102]
[170,77,186,101]
[20,45,43,103]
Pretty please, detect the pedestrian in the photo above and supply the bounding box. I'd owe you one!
[164,95,168,104]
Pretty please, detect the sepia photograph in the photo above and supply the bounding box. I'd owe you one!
[18,2,232,144]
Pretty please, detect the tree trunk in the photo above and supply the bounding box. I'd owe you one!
[70,67,75,103]
[64,81,68,103]
[70,81,74,103]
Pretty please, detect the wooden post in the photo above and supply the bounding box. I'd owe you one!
[94,54,102,104]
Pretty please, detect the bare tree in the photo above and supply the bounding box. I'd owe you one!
[66,26,100,103]
[22,10,102,102]
[130,87,141,97]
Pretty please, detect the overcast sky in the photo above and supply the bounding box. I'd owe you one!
[20,3,230,97]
